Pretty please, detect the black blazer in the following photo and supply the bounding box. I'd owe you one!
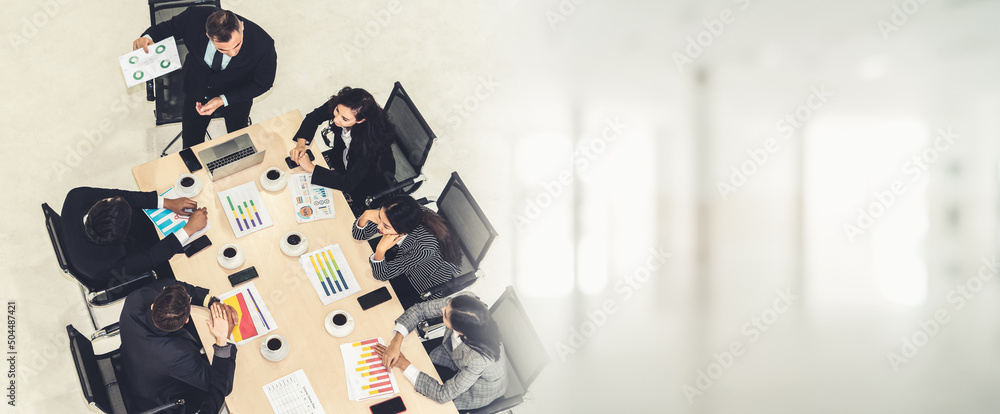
[61,187,183,285]
[142,6,276,105]
[294,103,396,204]
[119,279,213,413]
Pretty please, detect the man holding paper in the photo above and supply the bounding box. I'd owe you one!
[60,187,207,284]
[132,7,277,148]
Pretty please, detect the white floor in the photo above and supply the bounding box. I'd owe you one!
[4,0,1000,413]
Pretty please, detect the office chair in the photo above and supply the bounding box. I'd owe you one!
[145,0,225,156]
[417,172,499,300]
[68,324,183,414]
[416,287,549,414]
[364,81,438,207]
[42,203,157,330]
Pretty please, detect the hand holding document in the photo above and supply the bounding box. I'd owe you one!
[119,36,182,87]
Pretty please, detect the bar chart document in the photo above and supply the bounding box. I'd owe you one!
[119,36,182,87]
[217,181,274,238]
[299,244,361,305]
[288,173,336,223]
[341,338,399,401]
[143,187,209,246]
[263,369,326,414]
[218,281,277,345]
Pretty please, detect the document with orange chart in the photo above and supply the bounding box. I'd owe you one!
[341,338,399,401]
[218,281,277,345]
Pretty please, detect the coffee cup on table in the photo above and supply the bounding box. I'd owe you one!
[325,310,354,337]
[260,167,286,192]
[217,244,245,269]
[280,231,308,256]
[260,334,289,362]
[175,174,202,198]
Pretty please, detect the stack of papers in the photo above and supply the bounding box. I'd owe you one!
[218,282,276,345]
[143,187,209,246]
[341,338,399,401]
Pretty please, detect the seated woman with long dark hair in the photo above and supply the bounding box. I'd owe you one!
[290,86,395,215]
[374,293,507,410]
[352,195,461,307]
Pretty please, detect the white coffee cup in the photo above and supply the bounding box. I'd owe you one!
[325,310,354,338]
[260,334,289,362]
[260,168,287,192]
[217,244,245,269]
[280,231,308,256]
[175,174,202,198]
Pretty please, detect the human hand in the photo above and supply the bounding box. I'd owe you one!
[196,97,224,116]
[206,303,231,345]
[164,197,197,216]
[376,233,402,254]
[133,37,154,53]
[224,304,239,338]
[296,151,315,173]
[358,209,379,228]
[373,342,402,369]
[289,139,308,160]
[182,207,208,233]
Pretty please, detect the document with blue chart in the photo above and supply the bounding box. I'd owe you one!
[299,244,361,305]
[143,187,210,246]
[288,173,335,223]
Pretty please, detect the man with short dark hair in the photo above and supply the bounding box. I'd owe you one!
[60,187,207,285]
[120,279,239,413]
[132,7,277,148]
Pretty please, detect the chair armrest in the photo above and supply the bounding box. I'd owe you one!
[419,270,482,301]
[145,80,154,101]
[365,174,427,207]
[417,317,446,340]
[90,322,120,341]
[139,399,184,414]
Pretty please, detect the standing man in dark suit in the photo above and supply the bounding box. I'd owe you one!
[132,7,277,149]
[60,187,208,285]
[119,279,239,413]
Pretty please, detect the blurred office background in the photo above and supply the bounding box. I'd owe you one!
[3,0,1000,412]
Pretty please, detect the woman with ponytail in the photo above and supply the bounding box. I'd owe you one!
[290,86,396,215]
[374,292,507,410]
[352,195,462,307]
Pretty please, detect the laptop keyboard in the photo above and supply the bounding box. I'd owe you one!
[206,147,256,172]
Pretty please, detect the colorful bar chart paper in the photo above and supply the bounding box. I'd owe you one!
[299,244,360,305]
[341,338,399,401]
[217,181,273,238]
[142,187,210,246]
[218,281,276,345]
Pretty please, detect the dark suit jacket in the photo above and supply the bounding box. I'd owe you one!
[61,187,183,285]
[119,279,215,413]
[294,103,396,204]
[142,6,276,106]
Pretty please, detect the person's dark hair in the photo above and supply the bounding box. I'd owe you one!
[206,10,240,42]
[325,86,396,172]
[449,295,502,361]
[84,197,132,245]
[381,195,461,265]
[151,285,192,332]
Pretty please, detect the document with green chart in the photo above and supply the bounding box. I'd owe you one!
[217,181,274,238]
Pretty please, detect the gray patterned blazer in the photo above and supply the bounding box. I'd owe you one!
[396,293,508,410]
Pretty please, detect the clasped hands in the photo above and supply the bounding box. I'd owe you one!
[206,302,240,347]
[163,197,208,233]
[373,338,410,371]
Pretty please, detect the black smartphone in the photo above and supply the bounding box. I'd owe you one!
[183,236,211,257]
[228,266,259,287]
[358,287,392,311]
[179,147,203,172]
[284,149,315,169]
[370,396,405,414]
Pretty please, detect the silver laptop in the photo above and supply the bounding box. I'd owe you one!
[198,133,267,181]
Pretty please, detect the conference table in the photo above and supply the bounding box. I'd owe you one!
[131,111,458,414]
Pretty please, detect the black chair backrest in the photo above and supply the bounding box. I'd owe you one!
[436,172,498,275]
[67,325,115,413]
[490,287,548,397]
[383,81,435,183]
[42,203,72,274]
[148,1,221,125]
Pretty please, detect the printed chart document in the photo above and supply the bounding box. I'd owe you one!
[218,282,276,345]
[341,338,399,401]
[299,244,361,305]
[119,36,182,87]
[263,369,326,414]
[217,181,274,238]
[288,173,336,223]
[143,187,209,246]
